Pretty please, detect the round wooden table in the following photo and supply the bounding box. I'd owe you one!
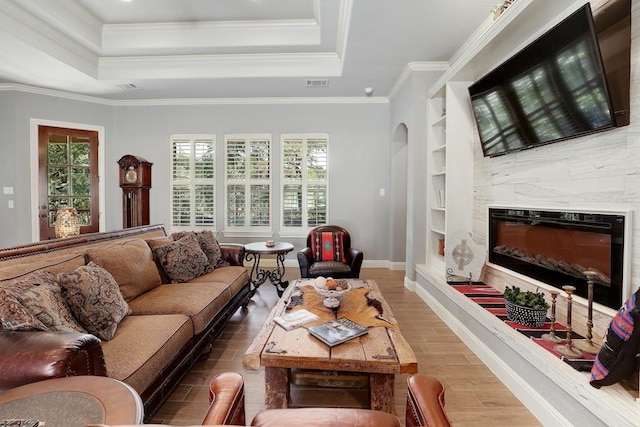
[244,241,294,298]
[0,376,144,427]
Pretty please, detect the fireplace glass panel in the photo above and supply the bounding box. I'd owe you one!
[489,208,625,309]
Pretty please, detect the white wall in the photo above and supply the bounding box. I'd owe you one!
[0,92,396,264]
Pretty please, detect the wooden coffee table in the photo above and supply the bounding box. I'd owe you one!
[0,376,144,426]
[243,278,417,413]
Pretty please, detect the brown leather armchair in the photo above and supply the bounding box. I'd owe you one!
[199,372,451,426]
[297,225,364,278]
[90,373,451,427]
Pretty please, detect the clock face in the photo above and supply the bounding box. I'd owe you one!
[125,169,138,184]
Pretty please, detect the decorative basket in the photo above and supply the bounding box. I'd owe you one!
[504,300,547,327]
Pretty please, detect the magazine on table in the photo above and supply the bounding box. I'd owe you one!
[307,317,368,347]
[273,309,320,331]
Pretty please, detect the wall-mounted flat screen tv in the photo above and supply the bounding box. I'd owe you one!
[468,4,621,158]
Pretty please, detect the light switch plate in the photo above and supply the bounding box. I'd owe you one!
[3,187,13,195]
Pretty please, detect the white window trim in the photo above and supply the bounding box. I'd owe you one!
[280,133,329,237]
[223,133,273,235]
[169,134,216,233]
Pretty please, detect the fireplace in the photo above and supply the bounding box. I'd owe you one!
[488,207,629,310]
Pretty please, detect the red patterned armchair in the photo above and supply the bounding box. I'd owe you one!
[297,225,364,278]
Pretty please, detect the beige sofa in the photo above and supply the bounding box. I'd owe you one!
[0,225,250,420]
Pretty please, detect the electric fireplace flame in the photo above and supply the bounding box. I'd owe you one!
[488,208,626,309]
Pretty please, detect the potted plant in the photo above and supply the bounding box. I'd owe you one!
[504,286,550,327]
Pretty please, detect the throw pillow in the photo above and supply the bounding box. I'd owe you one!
[85,238,162,302]
[311,231,347,263]
[172,230,229,269]
[590,287,640,388]
[0,288,47,331]
[58,262,129,340]
[153,233,213,283]
[0,271,86,333]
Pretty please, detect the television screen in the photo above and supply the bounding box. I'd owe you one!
[468,4,617,157]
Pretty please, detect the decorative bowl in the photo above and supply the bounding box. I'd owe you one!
[313,278,351,308]
[505,300,547,327]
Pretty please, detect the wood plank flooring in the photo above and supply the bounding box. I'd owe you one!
[151,269,541,426]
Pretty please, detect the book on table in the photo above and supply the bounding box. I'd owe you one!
[307,317,368,347]
[273,309,320,331]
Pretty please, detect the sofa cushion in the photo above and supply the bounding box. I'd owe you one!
[0,271,85,333]
[57,262,129,341]
[152,233,213,283]
[189,266,249,298]
[171,230,230,269]
[0,253,86,282]
[128,282,231,334]
[100,314,193,394]
[85,238,162,302]
[310,230,347,263]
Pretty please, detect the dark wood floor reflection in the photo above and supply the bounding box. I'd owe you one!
[151,269,541,426]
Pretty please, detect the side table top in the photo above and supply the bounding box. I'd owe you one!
[0,376,143,427]
[244,241,294,254]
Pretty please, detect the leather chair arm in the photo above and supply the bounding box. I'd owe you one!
[297,248,313,277]
[202,372,246,426]
[0,331,107,391]
[406,375,451,427]
[220,244,246,266]
[347,248,364,278]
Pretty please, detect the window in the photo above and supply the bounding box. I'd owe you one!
[281,134,328,232]
[170,135,215,229]
[224,134,272,233]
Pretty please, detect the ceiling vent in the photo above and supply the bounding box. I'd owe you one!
[306,79,329,88]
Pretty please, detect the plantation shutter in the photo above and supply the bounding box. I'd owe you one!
[170,135,215,229]
[225,134,271,231]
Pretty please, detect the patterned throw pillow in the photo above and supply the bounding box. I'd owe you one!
[0,288,47,331]
[0,271,85,333]
[172,230,229,269]
[590,287,640,388]
[153,233,213,283]
[311,231,347,263]
[58,262,129,340]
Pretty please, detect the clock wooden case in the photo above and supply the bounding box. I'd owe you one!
[117,155,152,228]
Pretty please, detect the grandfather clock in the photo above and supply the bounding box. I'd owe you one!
[118,155,152,228]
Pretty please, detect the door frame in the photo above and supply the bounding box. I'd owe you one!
[30,118,106,242]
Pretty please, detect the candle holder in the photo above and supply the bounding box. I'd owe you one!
[541,290,562,344]
[574,271,601,355]
[554,285,583,358]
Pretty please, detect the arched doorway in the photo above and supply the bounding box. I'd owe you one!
[390,123,408,267]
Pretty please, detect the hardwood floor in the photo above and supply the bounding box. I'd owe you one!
[151,269,542,426]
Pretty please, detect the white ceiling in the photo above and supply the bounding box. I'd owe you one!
[0,0,498,100]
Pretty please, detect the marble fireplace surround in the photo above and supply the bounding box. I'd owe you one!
[414,263,639,426]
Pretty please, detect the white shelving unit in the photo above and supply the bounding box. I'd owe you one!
[426,89,447,270]
[426,81,475,276]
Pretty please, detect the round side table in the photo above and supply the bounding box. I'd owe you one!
[244,241,294,298]
[0,376,144,427]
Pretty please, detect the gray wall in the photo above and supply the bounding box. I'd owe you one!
[0,92,395,263]
[0,91,112,246]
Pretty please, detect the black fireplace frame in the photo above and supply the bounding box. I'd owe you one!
[488,207,630,310]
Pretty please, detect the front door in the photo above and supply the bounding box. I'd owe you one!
[38,126,100,240]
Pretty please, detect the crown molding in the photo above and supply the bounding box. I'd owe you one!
[102,19,321,53]
[99,52,344,80]
[388,61,449,100]
[0,83,390,106]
